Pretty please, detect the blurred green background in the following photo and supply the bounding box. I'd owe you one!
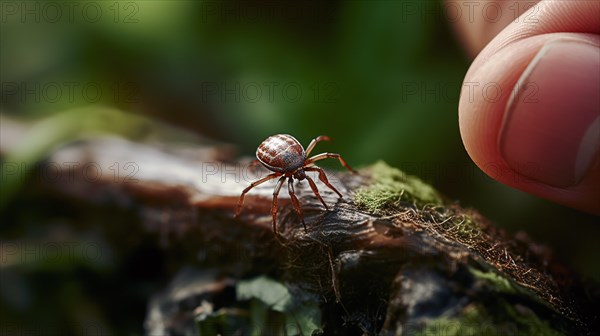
[1,0,598,334]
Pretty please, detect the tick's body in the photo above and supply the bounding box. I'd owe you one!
[256,134,306,173]
[236,134,356,233]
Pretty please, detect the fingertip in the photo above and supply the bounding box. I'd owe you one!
[459,35,600,215]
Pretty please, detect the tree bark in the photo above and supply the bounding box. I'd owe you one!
[7,135,598,335]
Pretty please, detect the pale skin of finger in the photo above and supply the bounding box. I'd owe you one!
[454,1,600,214]
[447,0,541,57]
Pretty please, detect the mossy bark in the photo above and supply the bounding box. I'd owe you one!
[5,136,598,335]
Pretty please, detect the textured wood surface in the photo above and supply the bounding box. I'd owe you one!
[17,136,597,335]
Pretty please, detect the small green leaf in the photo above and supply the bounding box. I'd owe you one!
[286,304,322,336]
[236,276,291,312]
[236,276,322,335]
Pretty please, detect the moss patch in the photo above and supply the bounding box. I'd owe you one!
[413,267,565,335]
[354,161,443,213]
[470,268,517,294]
[413,304,491,336]
[414,302,564,336]
[353,163,567,322]
[448,214,482,240]
[503,302,565,336]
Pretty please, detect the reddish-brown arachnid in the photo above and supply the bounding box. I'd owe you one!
[235,134,356,233]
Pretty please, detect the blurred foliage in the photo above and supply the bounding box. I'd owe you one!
[0,107,153,209]
[1,0,599,334]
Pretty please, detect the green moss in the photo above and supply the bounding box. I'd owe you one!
[413,305,490,336]
[449,215,482,240]
[503,303,565,336]
[354,161,442,213]
[412,267,565,335]
[414,302,564,336]
[505,304,565,336]
[412,268,566,335]
[470,268,516,294]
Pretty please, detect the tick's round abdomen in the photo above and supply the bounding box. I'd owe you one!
[256,134,305,172]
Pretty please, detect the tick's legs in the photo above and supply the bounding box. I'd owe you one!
[305,175,329,210]
[305,152,357,174]
[271,176,287,232]
[236,172,280,217]
[305,167,343,198]
[305,135,331,157]
[288,178,306,231]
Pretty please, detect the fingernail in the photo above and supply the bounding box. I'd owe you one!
[500,40,600,187]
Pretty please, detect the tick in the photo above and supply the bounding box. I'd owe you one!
[235,134,356,233]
